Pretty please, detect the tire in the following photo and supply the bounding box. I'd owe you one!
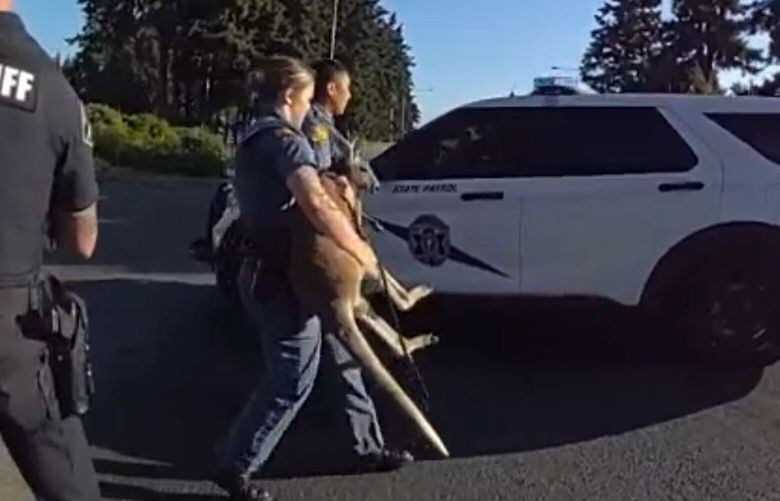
[664,246,780,366]
[214,220,245,306]
[207,180,233,238]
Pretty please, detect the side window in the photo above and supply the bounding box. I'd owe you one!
[373,106,698,180]
[705,113,780,166]
[373,108,517,180]
[518,107,699,177]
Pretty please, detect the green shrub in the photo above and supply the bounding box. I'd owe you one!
[85,103,228,177]
[173,127,229,174]
[125,113,181,152]
[88,103,132,164]
[87,103,124,130]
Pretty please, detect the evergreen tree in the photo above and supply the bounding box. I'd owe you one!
[66,0,418,141]
[67,0,153,112]
[742,1,779,96]
[750,0,780,60]
[731,73,780,95]
[756,73,780,95]
[580,0,664,93]
[642,21,694,92]
[669,0,764,92]
[331,0,418,139]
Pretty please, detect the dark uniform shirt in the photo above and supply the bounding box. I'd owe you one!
[301,103,346,170]
[233,109,317,237]
[0,12,98,286]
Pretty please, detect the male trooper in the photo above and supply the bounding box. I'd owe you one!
[0,2,102,499]
[302,59,351,169]
[302,59,380,190]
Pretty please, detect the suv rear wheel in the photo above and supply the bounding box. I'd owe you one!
[663,245,780,365]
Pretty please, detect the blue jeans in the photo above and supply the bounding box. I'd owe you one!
[216,259,385,476]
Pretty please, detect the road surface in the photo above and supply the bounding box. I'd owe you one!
[2,169,779,500]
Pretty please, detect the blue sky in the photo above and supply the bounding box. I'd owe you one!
[13,0,775,124]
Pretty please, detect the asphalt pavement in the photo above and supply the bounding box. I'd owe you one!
[2,169,779,501]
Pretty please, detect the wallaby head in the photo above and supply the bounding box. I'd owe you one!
[330,138,379,197]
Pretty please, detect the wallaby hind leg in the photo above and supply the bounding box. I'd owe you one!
[330,300,449,458]
[354,300,439,358]
[378,267,433,312]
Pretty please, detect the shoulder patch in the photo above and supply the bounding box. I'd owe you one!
[0,61,38,112]
[80,103,94,148]
[311,123,329,145]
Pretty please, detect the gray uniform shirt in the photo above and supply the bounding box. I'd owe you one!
[300,104,381,193]
[301,103,346,170]
[233,111,318,238]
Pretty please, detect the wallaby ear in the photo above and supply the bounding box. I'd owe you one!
[348,138,359,163]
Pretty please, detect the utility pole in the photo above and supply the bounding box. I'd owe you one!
[329,0,340,59]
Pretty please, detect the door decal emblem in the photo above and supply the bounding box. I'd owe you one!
[371,215,511,278]
[408,215,451,267]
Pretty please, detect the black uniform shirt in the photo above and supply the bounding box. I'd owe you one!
[0,12,98,285]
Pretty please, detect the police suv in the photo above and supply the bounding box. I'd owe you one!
[364,78,780,365]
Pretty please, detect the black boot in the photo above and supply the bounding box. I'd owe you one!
[354,448,415,473]
[213,468,272,501]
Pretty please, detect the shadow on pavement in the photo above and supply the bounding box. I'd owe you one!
[99,480,226,500]
[69,276,765,498]
[73,278,259,472]
[376,294,765,461]
[74,278,369,499]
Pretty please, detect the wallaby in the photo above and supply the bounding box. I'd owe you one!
[285,141,449,458]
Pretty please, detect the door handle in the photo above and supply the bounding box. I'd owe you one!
[460,191,504,201]
[658,181,705,193]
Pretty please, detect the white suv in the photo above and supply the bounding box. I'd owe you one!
[364,93,780,365]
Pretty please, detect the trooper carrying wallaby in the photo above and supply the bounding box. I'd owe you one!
[215,57,447,501]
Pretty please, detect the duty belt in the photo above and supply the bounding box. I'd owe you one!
[0,267,39,290]
[0,269,42,315]
[0,287,30,314]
